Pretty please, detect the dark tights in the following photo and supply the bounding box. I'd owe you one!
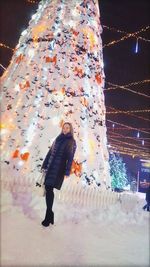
[45,185,54,213]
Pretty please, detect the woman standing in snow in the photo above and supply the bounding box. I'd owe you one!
[41,122,77,227]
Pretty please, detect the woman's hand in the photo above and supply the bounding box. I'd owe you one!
[64,175,70,179]
[41,168,47,173]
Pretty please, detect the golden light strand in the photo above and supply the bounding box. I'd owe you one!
[106,79,150,90]
[110,144,150,152]
[109,142,150,154]
[109,145,150,155]
[103,25,150,42]
[26,0,38,3]
[106,109,150,114]
[109,133,150,140]
[107,127,150,131]
[109,144,150,155]
[103,26,150,48]
[108,137,149,151]
[0,43,14,51]
[107,119,150,134]
[105,82,150,98]
[108,141,150,154]
[109,146,150,159]
[106,106,150,123]
[109,132,150,144]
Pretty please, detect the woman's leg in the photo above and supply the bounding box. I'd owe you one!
[42,185,54,226]
[45,185,54,213]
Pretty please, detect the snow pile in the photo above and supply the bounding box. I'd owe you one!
[1,185,148,226]
[1,187,149,267]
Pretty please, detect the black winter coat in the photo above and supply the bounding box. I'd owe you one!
[41,132,77,190]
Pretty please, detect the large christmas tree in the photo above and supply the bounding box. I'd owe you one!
[0,0,110,189]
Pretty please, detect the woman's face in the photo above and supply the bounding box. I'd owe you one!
[62,124,71,135]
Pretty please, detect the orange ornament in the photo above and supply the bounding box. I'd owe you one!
[74,66,83,77]
[71,160,82,176]
[16,54,24,64]
[20,152,30,161]
[19,81,30,91]
[12,149,30,161]
[45,55,57,65]
[12,149,19,158]
[72,29,79,36]
[80,97,88,107]
[95,73,102,84]
[61,87,65,94]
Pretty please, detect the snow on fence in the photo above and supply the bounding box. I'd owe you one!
[1,176,141,211]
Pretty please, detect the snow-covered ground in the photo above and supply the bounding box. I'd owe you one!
[1,182,150,267]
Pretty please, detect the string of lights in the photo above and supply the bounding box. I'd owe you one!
[103,25,150,42]
[109,134,150,141]
[109,143,150,154]
[106,79,150,90]
[108,138,149,152]
[0,43,14,51]
[103,25,150,48]
[108,119,150,154]
[107,119,150,135]
[108,127,150,155]
[109,146,150,159]
[106,106,150,123]
[108,137,149,151]
[109,145,150,153]
[105,82,150,98]
[107,127,150,131]
[26,0,38,3]
[109,132,150,144]
[109,140,150,153]
[109,145,150,159]
[106,109,150,114]
[109,143,150,151]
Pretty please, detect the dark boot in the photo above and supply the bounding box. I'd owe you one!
[50,210,54,225]
[41,210,54,227]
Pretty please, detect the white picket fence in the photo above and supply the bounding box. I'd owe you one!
[1,176,141,211]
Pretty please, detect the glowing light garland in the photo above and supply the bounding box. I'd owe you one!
[107,119,150,135]
[103,25,150,42]
[106,106,150,123]
[109,132,150,144]
[107,109,150,114]
[27,0,38,3]
[107,127,150,131]
[106,79,150,90]
[105,82,150,98]
[109,145,150,159]
[0,43,14,51]
[108,137,149,151]
[103,26,150,48]
[109,144,150,154]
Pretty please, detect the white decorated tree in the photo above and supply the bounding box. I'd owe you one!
[0,0,110,190]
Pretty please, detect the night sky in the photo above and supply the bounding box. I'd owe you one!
[0,0,150,176]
